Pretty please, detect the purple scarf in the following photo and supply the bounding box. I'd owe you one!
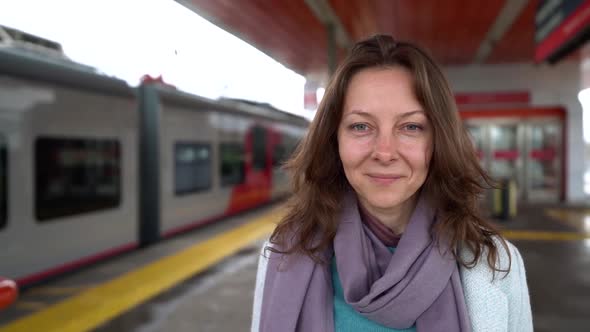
[259,193,471,331]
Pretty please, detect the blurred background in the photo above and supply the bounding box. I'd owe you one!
[0,0,589,331]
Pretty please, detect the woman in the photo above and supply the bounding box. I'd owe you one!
[251,35,532,332]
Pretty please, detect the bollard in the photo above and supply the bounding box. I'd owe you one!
[492,178,517,220]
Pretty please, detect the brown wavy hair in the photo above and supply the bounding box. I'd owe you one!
[269,35,510,272]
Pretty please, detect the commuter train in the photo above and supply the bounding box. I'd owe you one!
[0,46,308,287]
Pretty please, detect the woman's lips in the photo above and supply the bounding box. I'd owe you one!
[366,174,402,185]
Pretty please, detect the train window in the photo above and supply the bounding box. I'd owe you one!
[220,143,245,186]
[252,126,267,170]
[0,135,6,229]
[35,137,121,221]
[273,135,299,168]
[272,144,286,168]
[174,142,212,195]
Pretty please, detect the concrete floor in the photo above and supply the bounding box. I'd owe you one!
[510,204,590,331]
[519,240,590,331]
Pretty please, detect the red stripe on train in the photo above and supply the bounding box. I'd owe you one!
[16,242,138,287]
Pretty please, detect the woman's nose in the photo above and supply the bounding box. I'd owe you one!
[372,132,398,162]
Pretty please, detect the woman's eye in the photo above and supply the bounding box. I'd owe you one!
[405,124,423,131]
[351,123,369,131]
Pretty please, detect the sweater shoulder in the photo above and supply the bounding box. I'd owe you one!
[459,236,520,276]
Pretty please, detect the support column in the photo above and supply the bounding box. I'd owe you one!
[138,83,161,246]
[327,23,337,76]
[303,0,351,75]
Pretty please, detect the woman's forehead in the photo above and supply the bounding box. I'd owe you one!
[342,68,424,117]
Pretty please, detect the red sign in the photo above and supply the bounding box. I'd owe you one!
[530,149,557,161]
[454,92,530,105]
[493,150,520,160]
[535,0,590,62]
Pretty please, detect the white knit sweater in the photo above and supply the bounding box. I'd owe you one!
[251,239,533,332]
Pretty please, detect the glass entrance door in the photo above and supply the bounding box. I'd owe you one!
[464,117,563,203]
[525,122,562,202]
[489,124,523,198]
[466,125,486,166]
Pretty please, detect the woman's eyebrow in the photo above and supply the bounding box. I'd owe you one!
[344,110,425,119]
[344,110,374,119]
[397,110,426,119]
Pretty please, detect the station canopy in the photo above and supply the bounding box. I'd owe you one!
[176,0,590,81]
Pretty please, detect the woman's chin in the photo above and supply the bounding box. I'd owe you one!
[364,196,404,211]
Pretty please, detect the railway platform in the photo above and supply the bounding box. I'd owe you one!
[1,202,590,332]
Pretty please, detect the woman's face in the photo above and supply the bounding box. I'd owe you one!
[337,67,433,214]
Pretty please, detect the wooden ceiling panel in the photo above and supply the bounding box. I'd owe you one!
[330,0,378,40]
[181,0,543,77]
[487,0,536,63]
[371,0,506,65]
[184,0,326,73]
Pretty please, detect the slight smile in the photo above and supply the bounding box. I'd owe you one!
[366,173,403,185]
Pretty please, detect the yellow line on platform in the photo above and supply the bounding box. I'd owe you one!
[545,208,590,233]
[502,230,590,241]
[0,211,279,332]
